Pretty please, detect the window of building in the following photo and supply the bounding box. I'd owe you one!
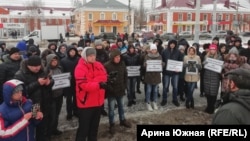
[100,26,105,32]
[163,13,166,21]
[112,13,117,20]
[178,25,183,32]
[203,14,207,20]
[186,25,191,31]
[48,19,52,24]
[225,25,229,30]
[178,13,183,21]
[217,15,222,21]
[218,25,222,30]
[233,15,236,20]
[88,13,93,20]
[100,12,105,20]
[155,15,160,21]
[247,15,250,21]
[124,26,128,33]
[124,14,128,21]
[187,13,192,21]
[225,14,229,21]
[202,25,207,31]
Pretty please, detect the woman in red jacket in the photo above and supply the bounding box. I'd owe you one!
[74,47,107,141]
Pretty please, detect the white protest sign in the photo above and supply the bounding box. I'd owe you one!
[204,58,224,73]
[127,66,141,77]
[146,60,162,72]
[166,59,183,72]
[52,73,71,90]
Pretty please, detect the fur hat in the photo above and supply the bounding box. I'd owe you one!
[8,47,20,56]
[81,47,96,61]
[94,39,103,46]
[110,49,121,60]
[27,55,42,66]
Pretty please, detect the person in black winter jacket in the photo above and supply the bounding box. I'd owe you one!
[153,38,164,55]
[60,47,80,120]
[0,48,22,104]
[14,55,54,141]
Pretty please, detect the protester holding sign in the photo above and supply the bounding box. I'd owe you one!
[123,44,141,107]
[144,44,163,111]
[161,39,183,107]
[203,44,222,114]
[45,54,64,136]
[183,46,202,109]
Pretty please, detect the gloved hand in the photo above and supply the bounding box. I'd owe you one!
[99,82,108,89]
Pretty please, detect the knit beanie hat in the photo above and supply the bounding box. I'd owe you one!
[110,49,121,60]
[94,39,103,46]
[27,55,42,66]
[9,47,20,56]
[150,44,157,50]
[228,47,239,55]
[86,47,96,56]
[209,44,217,50]
[13,85,23,94]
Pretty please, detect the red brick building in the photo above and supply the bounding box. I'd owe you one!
[147,0,250,34]
[0,6,73,38]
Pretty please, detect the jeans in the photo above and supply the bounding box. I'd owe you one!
[145,84,158,103]
[162,74,179,102]
[108,96,125,125]
[127,77,137,102]
[186,82,196,102]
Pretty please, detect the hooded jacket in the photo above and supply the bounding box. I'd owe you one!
[104,49,127,97]
[183,46,202,82]
[74,47,107,108]
[45,54,63,98]
[212,89,250,124]
[0,79,37,141]
[162,39,183,75]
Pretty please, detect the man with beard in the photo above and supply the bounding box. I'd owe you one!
[212,68,250,124]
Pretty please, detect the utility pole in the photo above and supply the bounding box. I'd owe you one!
[236,0,240,34]
[194,0,200,43]
[128,0,131,34]
[212,0,217,38]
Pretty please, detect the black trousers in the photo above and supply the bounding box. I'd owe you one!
[50,95,63,132]
[65,87,77,117]
[200,71,204,94]
[75,106,102,141]
[205,95,217,114]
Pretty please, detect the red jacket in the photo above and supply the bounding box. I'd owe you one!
[74,58,107,108]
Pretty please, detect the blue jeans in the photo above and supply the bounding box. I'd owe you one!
[162,74,179,102]
[107,96,125,125]
[186,82,196,102]
[127,77,137,102]
[145,84,158,103]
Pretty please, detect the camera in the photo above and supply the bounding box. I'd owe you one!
[31,103,40,118]
[107,71,118,84]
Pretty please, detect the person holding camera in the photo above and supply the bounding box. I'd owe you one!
[0,79,43,141]
[14,55,54,141]
[74,47,107,141]
[104,49,131,135]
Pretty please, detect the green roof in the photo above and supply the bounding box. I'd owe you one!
[83,0,128,9]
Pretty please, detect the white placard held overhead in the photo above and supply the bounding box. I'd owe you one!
[166,59,183,72]
[127,66,141,77]
[204,58,224,73]
[146,60,162,72]
[52,73,71,90]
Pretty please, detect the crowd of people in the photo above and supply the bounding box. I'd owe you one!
[0,31,250,140]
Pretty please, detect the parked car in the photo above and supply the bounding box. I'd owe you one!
[178,31,194,40]
[199,31,212,39]
[239,32,250,37]
[95,32,117,42]
[160,32,176,41]
[216,30,227,38]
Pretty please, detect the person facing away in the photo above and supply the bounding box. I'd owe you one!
[74,47,107,141]
[212,68,250,124]
[0,79,43,141]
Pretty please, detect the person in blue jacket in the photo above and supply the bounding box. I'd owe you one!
[0,79,43,141]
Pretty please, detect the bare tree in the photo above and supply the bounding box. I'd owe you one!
[134,0,148,31]
[24,0,45,31]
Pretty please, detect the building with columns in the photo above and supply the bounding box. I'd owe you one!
[147,0,250,34]
[73,0,134,36]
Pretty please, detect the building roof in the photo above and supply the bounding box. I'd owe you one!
[1,6,73,11]
[155,0,250,11]
[82,0,128,9]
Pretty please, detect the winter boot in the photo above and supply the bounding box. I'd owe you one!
[146,103,153,111]
[109,123,115,134]
[190,99,194,109]
[185,100,190,109]
[120,120,131,128]
[152,102,158,110]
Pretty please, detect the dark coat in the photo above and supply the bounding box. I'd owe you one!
[104,50,127,97]
[0,56,22,104]
[14,60,54,111]
[96,49,109,64]
[212,89,250,124]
